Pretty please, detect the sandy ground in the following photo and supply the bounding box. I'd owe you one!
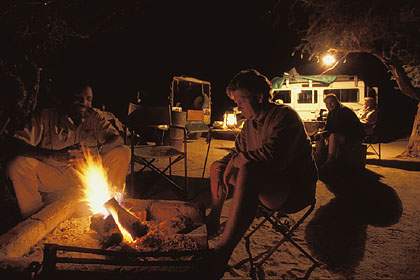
[1,135,419,279]
[165,136,420,280]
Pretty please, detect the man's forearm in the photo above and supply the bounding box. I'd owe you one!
[11,138,55,161]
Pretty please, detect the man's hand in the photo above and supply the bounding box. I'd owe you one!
[51,143,85,164]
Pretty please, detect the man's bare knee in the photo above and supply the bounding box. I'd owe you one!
[210,161,225,176]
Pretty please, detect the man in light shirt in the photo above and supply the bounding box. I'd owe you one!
[7,81,130,218]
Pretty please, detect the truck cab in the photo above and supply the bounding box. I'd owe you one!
[170,76,211,134]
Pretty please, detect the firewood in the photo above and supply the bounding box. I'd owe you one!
[90,214,123,248]
[104,198,148,239]
[90,214,116,236]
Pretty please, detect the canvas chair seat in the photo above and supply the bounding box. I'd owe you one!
[133,145,182,159]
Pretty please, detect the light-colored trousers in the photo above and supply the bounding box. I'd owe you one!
[7,146,131,218]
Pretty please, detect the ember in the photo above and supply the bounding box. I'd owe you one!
[90,199,206,252]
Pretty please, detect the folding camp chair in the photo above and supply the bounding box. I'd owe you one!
[233,197,319,279]
[363,124,381,159]
[126,104,188,200]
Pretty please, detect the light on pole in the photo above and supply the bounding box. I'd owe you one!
[322,54,336,66]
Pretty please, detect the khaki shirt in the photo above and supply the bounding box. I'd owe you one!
[14,107,120,156]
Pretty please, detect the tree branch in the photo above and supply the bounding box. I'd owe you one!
[387,56,420,101]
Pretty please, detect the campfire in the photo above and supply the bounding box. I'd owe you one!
[0,148,209,279]
[10,149,210,276]
[72,149,206,252]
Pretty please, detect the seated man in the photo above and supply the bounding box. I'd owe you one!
[6,81,131,218]
[314,93,365,170]
[205,69,317,278]
[358,97,378,135]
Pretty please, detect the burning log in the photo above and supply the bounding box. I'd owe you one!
[103,198,148,239]
[90,214,123,248]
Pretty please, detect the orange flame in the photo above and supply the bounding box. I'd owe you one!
[74,149,116,215]
[108,208,135,243]
[74,148,135,243]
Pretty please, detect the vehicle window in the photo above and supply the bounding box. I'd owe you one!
[297,90,314,103]
[272,90,291,103]
[314,90,318,103]
[173,81,209,110]
[324,89,359,102]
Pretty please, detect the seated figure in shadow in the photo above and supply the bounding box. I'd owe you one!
[203,69,317,279]
[358,97,378,135]
[314,94,366,179]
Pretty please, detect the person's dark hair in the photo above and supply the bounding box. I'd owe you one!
[58,78,92,105]
[56,78,92,111]
[65,80,91,96]
[226,69,272,103]
[323,93,340,103]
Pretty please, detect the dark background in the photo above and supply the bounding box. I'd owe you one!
[39,1,418,141]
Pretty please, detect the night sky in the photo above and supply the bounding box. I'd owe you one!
[48,1,417,139]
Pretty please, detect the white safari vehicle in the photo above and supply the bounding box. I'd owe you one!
[270,74,377,121]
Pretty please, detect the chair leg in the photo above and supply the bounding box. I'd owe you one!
[135,156,187,200]
[232,218,270,269]
[257,205,318,266]
[234,204,319,279]
[184,139,188,198]
[130,132,135,194]
[365,135,381,159]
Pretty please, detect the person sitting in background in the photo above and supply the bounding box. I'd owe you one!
[358,97,378,134]
[6,81,130,219]
[314,93,365,170]
[204,69,317,279]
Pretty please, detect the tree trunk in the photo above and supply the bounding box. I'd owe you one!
[382,56,420,158]
[399,103,420,158]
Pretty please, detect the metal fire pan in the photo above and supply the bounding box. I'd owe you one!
[41,243,212,272]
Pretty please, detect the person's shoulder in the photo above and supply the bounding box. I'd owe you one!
[271,103,292,112]
[269,103,301,121]
[271,103,299,115]
[86,107,105,119]
[339,105,358,116]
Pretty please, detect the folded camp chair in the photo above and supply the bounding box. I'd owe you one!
[233,196,319,279]
[126,104,188,200]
